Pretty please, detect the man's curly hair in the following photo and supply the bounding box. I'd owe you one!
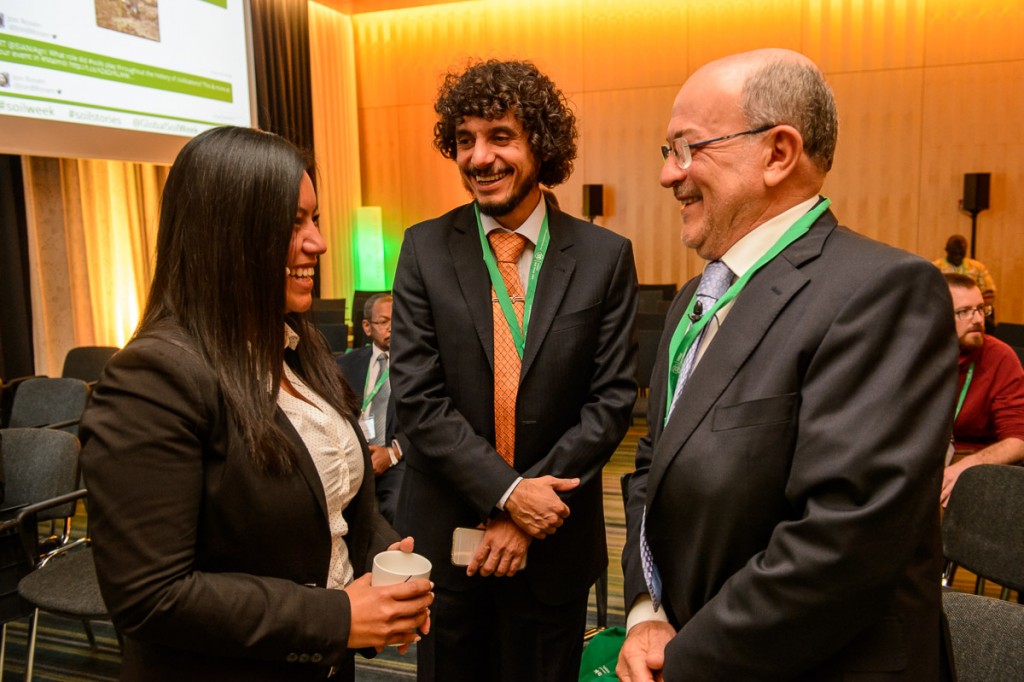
[433,60,577,187]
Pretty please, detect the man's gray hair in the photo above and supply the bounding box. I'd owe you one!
[741,59,838,173]
[363,293,393,321]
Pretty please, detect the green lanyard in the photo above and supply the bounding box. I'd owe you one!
[665,198,832,423]
[475,203,551,359]
[361,361,390,412]
[953,363,974,422]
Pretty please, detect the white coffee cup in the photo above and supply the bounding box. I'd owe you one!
[371,550,432,586]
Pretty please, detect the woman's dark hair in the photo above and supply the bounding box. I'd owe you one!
[433,59,578,187]
[140,126,356,475]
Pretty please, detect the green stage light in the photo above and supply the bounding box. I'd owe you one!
[354,206,386,291]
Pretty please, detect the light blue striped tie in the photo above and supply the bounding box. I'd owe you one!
[642,260,733,608]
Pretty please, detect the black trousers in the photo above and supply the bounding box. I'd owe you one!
[416,573,588,682]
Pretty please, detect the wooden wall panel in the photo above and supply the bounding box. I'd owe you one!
[804,0,926,73]
[687,0,803,66]
[919,60,1024,323]
[924,0,1024,66]
[350,0,1024,320]
[578,87,695,286]
[824,68,924,253]
[580,1,688,92]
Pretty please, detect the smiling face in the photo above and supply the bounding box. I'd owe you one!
[455,113,542,230]
[284,172,326,314]
[660,64,773,260]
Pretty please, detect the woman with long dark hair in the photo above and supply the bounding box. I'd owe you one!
[81,126,432,681]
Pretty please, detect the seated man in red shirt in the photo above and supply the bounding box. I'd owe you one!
[942,273,1024,506]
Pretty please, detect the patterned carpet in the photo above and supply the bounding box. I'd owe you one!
[0,422,1009,680]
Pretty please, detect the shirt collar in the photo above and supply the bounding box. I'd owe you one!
[720,196,820,278]
[284,324,300,351]
[478,195,546,247]
[370,342,388,363]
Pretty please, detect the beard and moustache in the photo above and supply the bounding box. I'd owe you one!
[463,164,540,218]
[959,324,985,353]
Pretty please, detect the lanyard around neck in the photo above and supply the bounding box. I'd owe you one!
[664,198,832,423]
[475,203,551,359]
[361,356,389,412]
[954,363,974,422]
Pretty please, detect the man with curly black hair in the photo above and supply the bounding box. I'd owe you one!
[391,59,639,682]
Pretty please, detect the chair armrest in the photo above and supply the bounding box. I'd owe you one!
[15,489,87,563]
[42,418,81,431]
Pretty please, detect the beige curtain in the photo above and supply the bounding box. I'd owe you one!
[23,157,166,376]
[308,1,363,317]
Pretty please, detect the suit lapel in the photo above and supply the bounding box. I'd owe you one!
[449,205,496,369]
[274,408,330,521]
[646,212,837,504]
[521,208,575,380]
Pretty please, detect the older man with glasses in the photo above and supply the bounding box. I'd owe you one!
[337,293,406,523]
[941,272,1024,507]
[619,48,957,681]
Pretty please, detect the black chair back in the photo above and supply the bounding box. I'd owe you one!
[943,590,1024,681]
[943,464,1024,594]
[61,347,118,384]
[8,378,89,436]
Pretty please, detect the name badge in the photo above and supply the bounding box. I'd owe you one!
[361,415,376,441]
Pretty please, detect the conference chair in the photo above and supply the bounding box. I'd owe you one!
[992,322,1024,348]
[943,590,1024,681]
[632,330,661,424]
[17,489,114,681]
[8,378,89,436]
[637,283,677,302]
[0,429,80,675]
[316,322,349,356]
[942,464,1024,600]
[310,298,346,326]
[0,377,43,430]
[60,346,118,385]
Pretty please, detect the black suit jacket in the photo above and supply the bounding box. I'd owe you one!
[391,201,638,603]
[623,207,957,680]
[80,321,398,682]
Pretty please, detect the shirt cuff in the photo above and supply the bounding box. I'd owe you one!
[388,439,402,466]
[496,477,523,511]
[626,595,670,632]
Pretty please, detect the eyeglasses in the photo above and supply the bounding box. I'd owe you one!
[660,124,776,170]
[954,305,993,321]
[369,318,391,328]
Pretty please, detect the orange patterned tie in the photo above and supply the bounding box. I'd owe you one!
[488,231,528,466]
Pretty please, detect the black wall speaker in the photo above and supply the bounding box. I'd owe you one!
[963,173,990,213]
[583,184,604,217]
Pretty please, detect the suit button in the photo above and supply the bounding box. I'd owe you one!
[299,653,310,663]
[311,653,323,663]
[286,653,298,662]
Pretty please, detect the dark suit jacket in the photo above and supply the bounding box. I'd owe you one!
[80,320,398,682]
[622,206,958,681]
[391,201,638,603]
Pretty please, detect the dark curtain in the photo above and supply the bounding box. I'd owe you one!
[250,0,320,296]
[250,0,315,155]
[0,154,33,380]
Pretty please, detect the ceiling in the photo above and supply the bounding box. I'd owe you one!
[315,0,475,14]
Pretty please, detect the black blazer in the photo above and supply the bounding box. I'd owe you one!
[80,321,398,682]
[622,207,958,680]
[391,201,638,603]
